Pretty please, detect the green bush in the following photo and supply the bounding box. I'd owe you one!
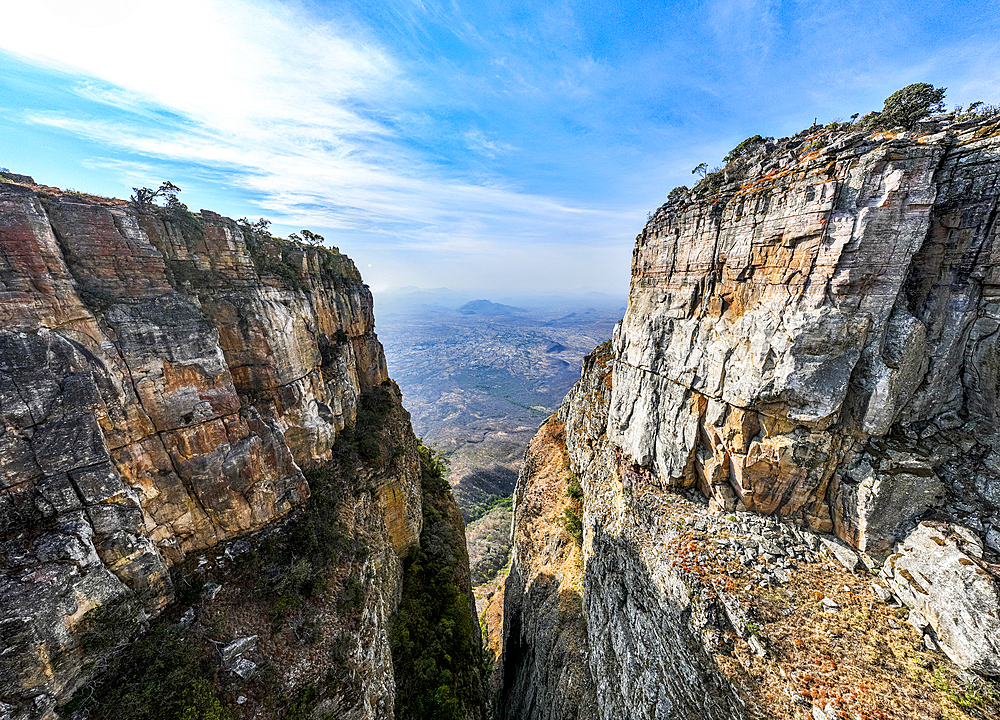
[285,684,320,720]
[563,507,583,545]
[62,622,231,720]
[236,217,305,290]
[956,100,1000,121]
[865,83,946,130]
[337,576,366,614]
[566,475,583,500]
[693,169,725,197]
[391,440,484,720]
[667,185,689,203]
[724,135,771,164]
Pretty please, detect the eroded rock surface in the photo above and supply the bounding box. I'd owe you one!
[606,117,1000,673]
[612,119,1000,555]
[882,521,1000,675]
[0,179,421,718]
[499,419,596,720]
[502,115,1000,720]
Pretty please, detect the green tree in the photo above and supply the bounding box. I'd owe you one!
[130,181,181,209]
[300,229,325,246]
[723,135,771,164]
[867,83,947,130]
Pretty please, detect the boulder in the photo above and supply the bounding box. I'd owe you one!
[882,522,1000,675]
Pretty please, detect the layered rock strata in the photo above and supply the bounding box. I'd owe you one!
[502,115,1000,718]
[609,117,1000,668]
[0,177,421,718]
[503,345,998,720]
[614,118,1000,550]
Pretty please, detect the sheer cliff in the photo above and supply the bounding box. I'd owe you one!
[500,114,1000,719]
[0,177,480,720]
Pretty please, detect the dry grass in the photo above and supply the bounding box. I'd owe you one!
[627,489,1000,720]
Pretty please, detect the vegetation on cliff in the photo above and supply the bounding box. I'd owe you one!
[671,83,999,204]
[59,384,413,720]
[391,441,486,720]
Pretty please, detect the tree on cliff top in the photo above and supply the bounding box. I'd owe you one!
[724,135,772,164]
[130,181,181,209]
[865,83,947,130]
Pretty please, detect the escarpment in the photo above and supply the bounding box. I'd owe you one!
[500,114,1000,719]
[0,176,480,720]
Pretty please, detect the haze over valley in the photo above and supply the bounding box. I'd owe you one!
[4,2,1000,719]
[375,288,624,597]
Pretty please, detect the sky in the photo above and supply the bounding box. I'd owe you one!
[1,0,998,294]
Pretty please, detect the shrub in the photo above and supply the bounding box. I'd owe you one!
[724,135,771,164]
[161,194,206,242]
[391,438,484,720]
[667,185,689,204]
[61,622,232,720]
[865,83,946,130]
[563,507,583,545]
[337,576,366,614]
[285,684,320,720]
[955,101,1000,121]
[236,217,305,290]
[130,181,181,209]
[693,168,724,197]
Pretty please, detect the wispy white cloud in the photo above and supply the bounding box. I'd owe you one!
[706,0,780,68]
[3,0,999,293]
[463,128,518,158]
[1,0,640,290]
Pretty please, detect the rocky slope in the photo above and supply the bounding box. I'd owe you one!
[499,113,1000,719]
[0,176,477,719]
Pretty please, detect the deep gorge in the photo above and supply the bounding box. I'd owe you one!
[3,105,1000,720]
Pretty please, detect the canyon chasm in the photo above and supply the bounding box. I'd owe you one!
[3,108,1000,720]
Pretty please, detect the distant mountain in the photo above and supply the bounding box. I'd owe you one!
[457,299,523,315]
[375,298,622,607]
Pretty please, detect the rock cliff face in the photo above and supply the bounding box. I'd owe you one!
[500,115,1000,718]
[0,177,425,718]
[499,419,595,720]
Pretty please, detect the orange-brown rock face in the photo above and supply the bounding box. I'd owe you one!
[0,178,416,717]
[610,118,1000,553]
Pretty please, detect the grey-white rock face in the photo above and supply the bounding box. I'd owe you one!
[500,115,1000,720]
[882,522,1000,675]
[609,119,1000,558]
[582,526,750,720]
[600,118,1000,674]
[502,346,754,720]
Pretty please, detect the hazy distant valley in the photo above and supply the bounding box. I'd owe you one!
[375,288,623,598]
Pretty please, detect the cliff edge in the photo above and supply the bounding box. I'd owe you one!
[501,111,1000,719]
[0,177,459,719]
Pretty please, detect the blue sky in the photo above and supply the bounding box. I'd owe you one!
[1,0,998,293]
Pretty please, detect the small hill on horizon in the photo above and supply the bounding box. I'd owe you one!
[457,299,523,315]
